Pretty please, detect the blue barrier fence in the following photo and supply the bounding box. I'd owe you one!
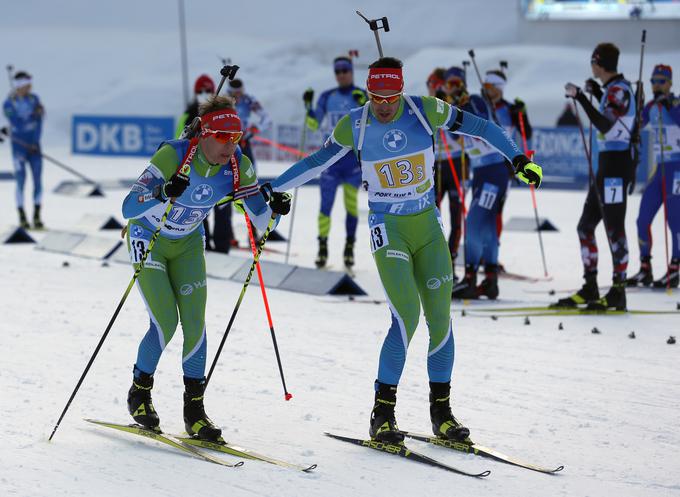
[70,116,653,190]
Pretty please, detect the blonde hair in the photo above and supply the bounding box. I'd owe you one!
[199,95,236,116]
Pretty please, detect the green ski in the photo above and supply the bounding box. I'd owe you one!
[175,435,317,472]
[85,419,243,468]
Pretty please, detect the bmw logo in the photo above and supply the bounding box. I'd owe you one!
[383,129,407,153]
[191,184,214,203]
[131,225,144,237]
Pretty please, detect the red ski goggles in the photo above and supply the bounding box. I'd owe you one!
[203,129,243,144]
[367,91,402,105]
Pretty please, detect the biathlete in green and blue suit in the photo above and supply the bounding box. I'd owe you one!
[121,96,291,441]
[266,57,542,443]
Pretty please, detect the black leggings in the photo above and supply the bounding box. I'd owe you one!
[435,157,466,260]
[577,150,634,281]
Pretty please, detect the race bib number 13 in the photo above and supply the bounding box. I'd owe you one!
[370,223,389,253]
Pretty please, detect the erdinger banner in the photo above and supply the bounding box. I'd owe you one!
[72,115,175,157]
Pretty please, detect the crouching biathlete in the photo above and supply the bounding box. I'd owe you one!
[121,96,291,441]
[267,57,542,443]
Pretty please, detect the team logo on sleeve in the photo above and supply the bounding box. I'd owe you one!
[383,129,407,153]
[191,184,214,203]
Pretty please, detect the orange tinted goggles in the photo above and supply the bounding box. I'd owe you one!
[204,130,243,144]
[368,91,402,104]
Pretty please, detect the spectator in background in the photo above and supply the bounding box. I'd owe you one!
[3,70,45,229]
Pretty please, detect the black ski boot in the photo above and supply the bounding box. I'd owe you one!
[18,207,29,229]
[429,382,470,441]
[127,366,160,430]
[550,272,599,308]
[586,277,626,311]
[476,264,499,300]
[626,256,653,287]
[369,381,404,444]
[33,205,44,230]
[183,377,222,442]
[343,237,355,270]
[452,265,478,299]
[653,258,679,289]
[315,236,328,269]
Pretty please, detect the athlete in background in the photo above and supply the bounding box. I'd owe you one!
[3,70,44,229]
[557,42,636,310]
[303,56,367,271]
[627,64,680,288]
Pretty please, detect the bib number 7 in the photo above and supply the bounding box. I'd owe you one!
[604,177,623,204]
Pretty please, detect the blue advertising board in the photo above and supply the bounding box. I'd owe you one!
[71,115,175,157]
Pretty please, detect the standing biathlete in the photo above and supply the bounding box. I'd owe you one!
[627,64,680,288]
[2,70,45,229]
[268,57,542,443]
[121,96,291,441]
[557,42,636,310]
[303,56,368,270]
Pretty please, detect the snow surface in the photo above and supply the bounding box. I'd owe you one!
[2,2,680,495]
[0,148,679,497]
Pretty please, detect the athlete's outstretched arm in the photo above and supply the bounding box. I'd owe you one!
[272,115,354,192]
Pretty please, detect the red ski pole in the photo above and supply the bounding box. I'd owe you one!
[244,213,293,400]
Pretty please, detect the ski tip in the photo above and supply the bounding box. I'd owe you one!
[479,470,491,477]
[303,464,318,472]
[554,465,565,473]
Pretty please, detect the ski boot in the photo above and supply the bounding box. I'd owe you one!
[183,377,223,442]
[586,276,626,311]
[33,205,44,230]
[127,366,160,430]
[550,272,599,308]
[343,237,355,270]
[17,207,29,230]
[626,256,653,287]
[430,382,470,441]
[476,264,499,300]
[653,258,679,289]
[315,236,328,269]
[369,381,404,444]
[452,264,478,300]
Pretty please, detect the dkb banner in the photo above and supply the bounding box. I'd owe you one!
[71,115,175,157]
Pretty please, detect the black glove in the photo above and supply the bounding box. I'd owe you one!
[584,78,603,101]
[154,172,190,201]
[510,97,526,115]
[303,88,314,110]
[0,126,8,136]
[260,182,292,215]
[654,93,672,110]
[512,154,542,188]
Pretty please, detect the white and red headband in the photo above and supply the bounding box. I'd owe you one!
[367,68,404,94]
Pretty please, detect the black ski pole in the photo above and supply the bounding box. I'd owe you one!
[48,144,224,441]
[205,216,276,386]
[48,64,244,441]
[629,29,647,194]
[356,11,390,57]
[284,120,306,265]
[468,49,515,178]
[572,100,616,256]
